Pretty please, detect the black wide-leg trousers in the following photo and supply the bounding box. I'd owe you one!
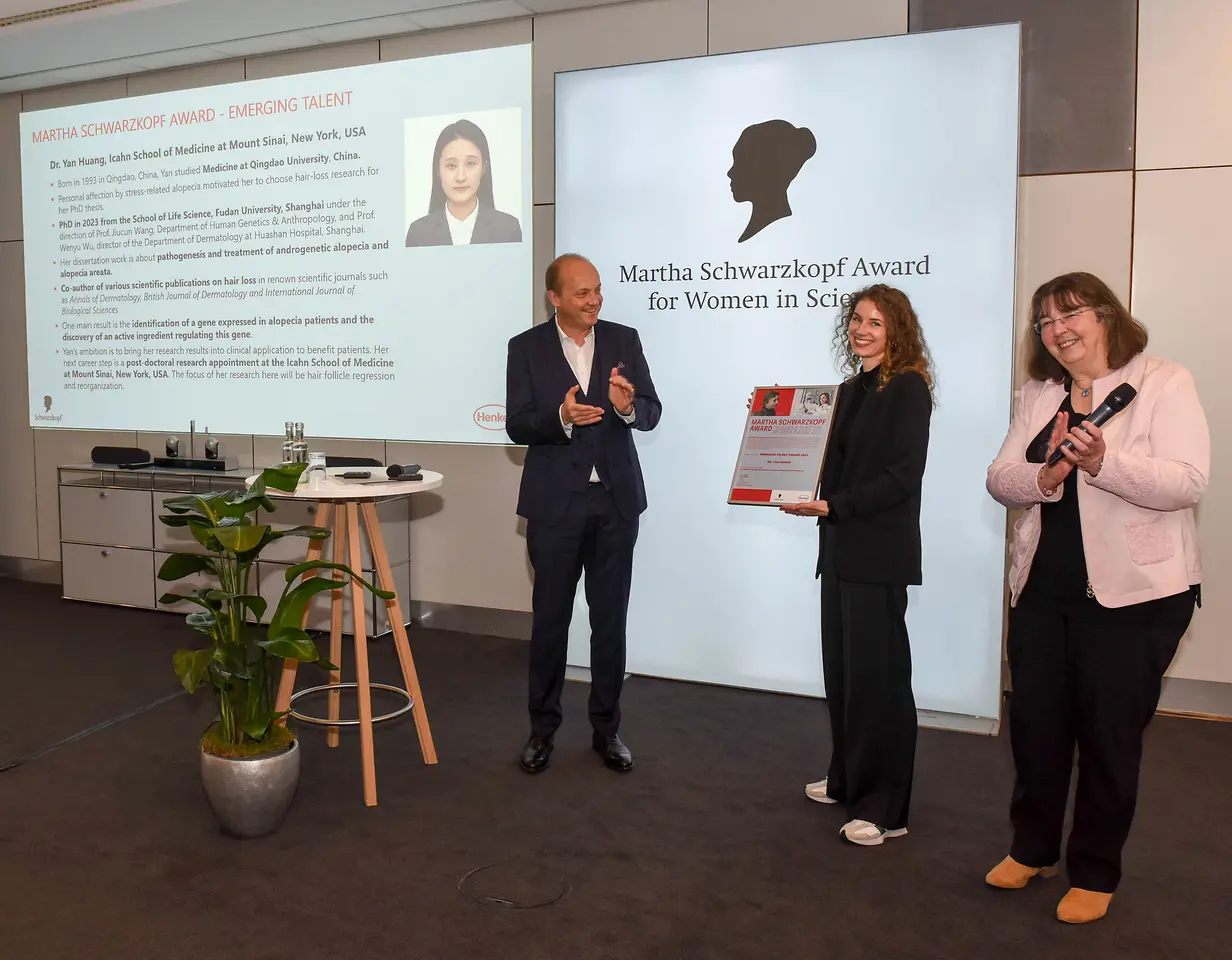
[525,485,638,740]
[1006,586,1195,893]
[819,538,918,831]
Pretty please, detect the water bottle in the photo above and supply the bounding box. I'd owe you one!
[292,422,308,465]
[281,421,295,464]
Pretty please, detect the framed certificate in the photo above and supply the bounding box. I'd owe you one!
[728,385,840,505]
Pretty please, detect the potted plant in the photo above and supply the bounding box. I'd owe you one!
[157,462,391,837]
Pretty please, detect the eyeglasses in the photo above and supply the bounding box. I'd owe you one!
[1034,306,1092,336]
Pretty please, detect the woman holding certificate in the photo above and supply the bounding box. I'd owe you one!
[780,283,935,847]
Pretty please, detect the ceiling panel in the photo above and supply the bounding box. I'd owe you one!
[0,0,629,93]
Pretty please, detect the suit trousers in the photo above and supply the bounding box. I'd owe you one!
[1006,584,1195,892]
[819,537,918,830]
[525,484,638,740]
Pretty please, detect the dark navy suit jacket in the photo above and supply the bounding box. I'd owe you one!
[505,318,661,523]
[404,206,522,247]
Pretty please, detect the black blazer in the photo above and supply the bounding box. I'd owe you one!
[506,318,661,523]
[404,206,522,247]
[816,369,932,585]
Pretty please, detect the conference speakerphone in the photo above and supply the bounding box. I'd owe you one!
[152,456,240,472]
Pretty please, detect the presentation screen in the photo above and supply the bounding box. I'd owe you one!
[21,44,532,442]
[556,26,1020,721]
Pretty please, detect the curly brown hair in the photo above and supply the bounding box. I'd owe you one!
[832,284,935,398]
[1026,272,1148,382]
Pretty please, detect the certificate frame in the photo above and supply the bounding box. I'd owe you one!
[728,384,840,506]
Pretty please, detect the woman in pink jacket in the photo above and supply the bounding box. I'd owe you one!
[985,272,1209,924]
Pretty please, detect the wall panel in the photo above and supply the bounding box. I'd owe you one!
[0,242,39,559]
[532,0,708,204]
[1131,166,1232,684]
[126,59,246,97]
[1136,0,1232,170]
[1012,172,1133,384]
[707,0,905,54]
[379,18,531,61]
[0,94,21,242]
[910,0,1137,175]
[244,40,380,81]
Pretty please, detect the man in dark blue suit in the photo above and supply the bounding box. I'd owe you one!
[505,254,662,774]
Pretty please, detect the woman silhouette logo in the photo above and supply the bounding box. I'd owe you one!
[727,120,817,243]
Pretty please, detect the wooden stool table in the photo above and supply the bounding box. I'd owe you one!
[253,470,443,806]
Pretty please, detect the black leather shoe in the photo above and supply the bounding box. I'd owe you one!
[519,736,553,774]
[593,733,634,772]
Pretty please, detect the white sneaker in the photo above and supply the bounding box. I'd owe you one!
[840,819,908,846]
[804,779,838,804]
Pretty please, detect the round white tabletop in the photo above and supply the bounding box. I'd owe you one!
[245,469,443,501]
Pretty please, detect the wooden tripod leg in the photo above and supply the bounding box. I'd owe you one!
[326,505,346,748]
[347,502,378,806]
[275,500,332,723]
[361,501,438,765]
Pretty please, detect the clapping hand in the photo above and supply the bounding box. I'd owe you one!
[562,384,604,426]
[609,366,635,415]
[1063,420,1106,476]
[1037,412,1075,493]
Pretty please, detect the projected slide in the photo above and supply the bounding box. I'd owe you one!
[556,26,1019,720]
[21,44,532,441]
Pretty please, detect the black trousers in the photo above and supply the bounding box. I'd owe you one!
[819,538,918,830]
[525,484,638,740]
[1006,585,1195,893]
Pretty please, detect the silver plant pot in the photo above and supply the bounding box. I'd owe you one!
[200,739,300,838]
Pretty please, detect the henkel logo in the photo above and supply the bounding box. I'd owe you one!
[473,404,507,431]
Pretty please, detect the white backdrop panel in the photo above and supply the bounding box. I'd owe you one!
[555,26,1019,720]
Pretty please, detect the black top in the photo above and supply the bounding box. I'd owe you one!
[1024,394,1089,602]
[824,364,877,487]
[404,206,523,247]
[815,365,932,585]
[505,318,662,523]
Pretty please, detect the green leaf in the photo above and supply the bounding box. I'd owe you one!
[186,517,223,552]
[218,643,252,679]
[186,610,217,636]
[260,626,322,662]
[212,524,270,553]
[234,594,268,622]
[241,715,273,740]
[161,492,227,523]
[157,552,217,582]
[285,558,351,582]
[173,648,214,693]
[317,659,340,674]
[235,527,282,566]
[158,514,194,527]
[267,524,331,542]
[269,577,350,636]
[158,592,220,613]
[262,462,307,493]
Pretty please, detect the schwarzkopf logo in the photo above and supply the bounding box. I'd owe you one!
[727,119,816,243]
[34,394,62,422]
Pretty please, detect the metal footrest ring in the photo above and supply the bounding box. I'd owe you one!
[287,682,414,726]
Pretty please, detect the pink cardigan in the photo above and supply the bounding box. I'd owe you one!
[987,353,1209,608]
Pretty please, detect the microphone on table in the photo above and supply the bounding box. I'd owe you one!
[1047,383,1137,466]
[386,463,422,479]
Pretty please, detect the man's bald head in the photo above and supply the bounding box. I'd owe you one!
[545,253,595,295]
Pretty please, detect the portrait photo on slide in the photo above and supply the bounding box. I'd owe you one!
[403,108,524,248]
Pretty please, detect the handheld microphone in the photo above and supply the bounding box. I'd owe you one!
[1047,383,1137,466]
[386,463,422,479]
